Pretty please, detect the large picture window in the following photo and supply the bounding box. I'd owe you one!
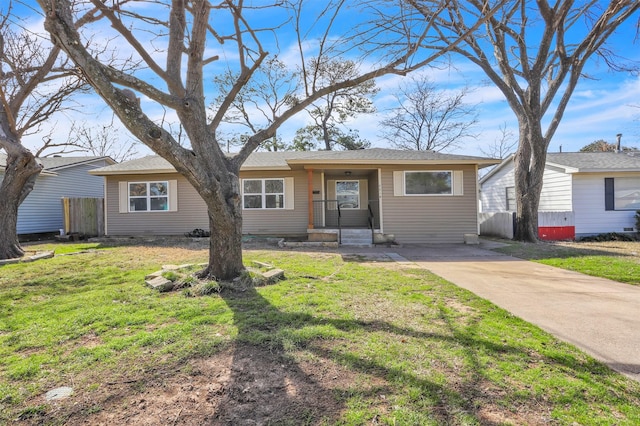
[243,178,284,209]
[404,171,452,195]
[606,177,640,211]
[129,181,169,212]
[336,181,360,209]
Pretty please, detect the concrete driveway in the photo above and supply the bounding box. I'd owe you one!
[340,242,640,381]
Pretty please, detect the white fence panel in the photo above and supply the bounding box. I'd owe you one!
[479,212,514,239]
[538,211,574,227]
[479,211,574,240]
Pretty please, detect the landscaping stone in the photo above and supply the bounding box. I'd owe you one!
[0,251,55,266]
[161,264,180,270]
[146,276,174,292]
[45,386,73,401]
[251,261,273,270]
[30,251,54,261]
[145,271,163,280]
[262,268,285,283]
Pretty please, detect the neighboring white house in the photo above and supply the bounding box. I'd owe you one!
[480,152,640,239]
[0,154,115,235]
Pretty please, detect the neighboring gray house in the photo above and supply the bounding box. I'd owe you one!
[90,148,499,245]
[480,152,640,239]
[0,154,115,235]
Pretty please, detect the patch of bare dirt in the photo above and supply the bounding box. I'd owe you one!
[24,343,351,426]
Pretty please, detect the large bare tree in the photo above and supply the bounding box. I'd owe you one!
[407,0,640,241]
[380,75,478,152]
[0,2,95,259]
[295,58,378,151]
[37,0,506,280]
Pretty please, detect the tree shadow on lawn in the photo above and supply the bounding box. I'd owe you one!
[215,284,630,425]
[20,275,635,425]
[494,240,639,261]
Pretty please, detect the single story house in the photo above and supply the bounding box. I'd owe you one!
[90,148,499,245]
[480,152,640,239]
[0,153,115,235]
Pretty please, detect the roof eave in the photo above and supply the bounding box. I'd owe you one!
[479,155,515,184]
[89,168,177,176]
[45,156,117,171]
[240,166,292,171]
[573,168,640,173]
[288,159,500,166]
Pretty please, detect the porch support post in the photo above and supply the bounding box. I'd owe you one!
[307,168,314,229]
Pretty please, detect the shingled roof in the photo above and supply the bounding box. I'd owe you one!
[90,148,499,175]
[480,151,640,183]
[0,153,114,174]
[545,152,640,172]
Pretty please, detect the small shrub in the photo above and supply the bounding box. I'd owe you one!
[193,281,221,296]
[161,271,179,282]
[184,228,210,238]
[579,232,636,242]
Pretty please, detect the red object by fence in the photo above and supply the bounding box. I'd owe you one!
[538,226,575,241]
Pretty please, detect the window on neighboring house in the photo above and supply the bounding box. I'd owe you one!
[243,178,284,209]
[506,186,516,211]
[336,180,360,209]
[129,181,169,212]
[404,171,452,195]
[605,177,640,211]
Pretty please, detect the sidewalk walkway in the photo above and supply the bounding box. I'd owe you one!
[341,243,640,381]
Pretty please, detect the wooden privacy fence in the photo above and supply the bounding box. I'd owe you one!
[479,211,575,240]
[62,197,105,236]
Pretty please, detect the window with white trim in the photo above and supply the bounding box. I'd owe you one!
[336,180,360,209]
[129,181,169,211]
[605,177,640,211]
[404,171,452,195]
[243,178,284,209]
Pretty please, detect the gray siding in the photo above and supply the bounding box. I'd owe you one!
[105,173,208,235]
[15,161,109,234]
[241,170,308,236]
[106,171,310,237]
[104,164,483,243]
[380,165,479,244]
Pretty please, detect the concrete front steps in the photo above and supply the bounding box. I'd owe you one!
[340,228,373,246]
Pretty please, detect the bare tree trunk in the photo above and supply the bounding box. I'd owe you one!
[513,122,547,242]
[197,183,245,281]
[203,210,244,281]
[0,150,42,259]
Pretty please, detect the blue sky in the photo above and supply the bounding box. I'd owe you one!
[10,1,640,158]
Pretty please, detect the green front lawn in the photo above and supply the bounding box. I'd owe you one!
[493,240,640,285]
[1,242,639,424]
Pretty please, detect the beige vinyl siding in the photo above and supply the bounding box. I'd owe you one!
[105,173,208,235]
[241,170,309,236]
[381,165,478,243]
[367,170,381,229]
